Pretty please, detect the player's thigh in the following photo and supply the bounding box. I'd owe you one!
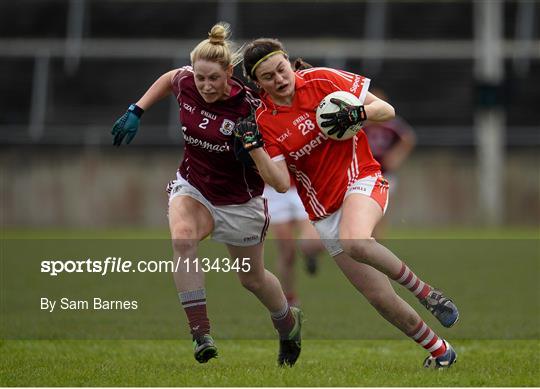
[340,194,383,240]
[211,196,269,246]
[340,174,389,240]
[168,195,214,240]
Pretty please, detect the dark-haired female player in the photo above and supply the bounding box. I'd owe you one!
[235,38,459,368]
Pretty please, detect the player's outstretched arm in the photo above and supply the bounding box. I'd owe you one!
[250,149,290,193]
[363,92,395,123]
[111,70,177,146]
[135,69,177,111]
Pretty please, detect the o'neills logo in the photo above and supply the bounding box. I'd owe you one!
[200,110,217,120]
[289,132,328,161]
[184,134,230,153]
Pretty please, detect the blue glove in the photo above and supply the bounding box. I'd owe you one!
[111,104,144,146]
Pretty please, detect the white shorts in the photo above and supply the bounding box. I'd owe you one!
[313,173,389,257]
[167,174,270,247]
[263,185,308,224]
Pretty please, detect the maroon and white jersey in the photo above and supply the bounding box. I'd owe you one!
[171,66,263,205]
[362,117,414,173]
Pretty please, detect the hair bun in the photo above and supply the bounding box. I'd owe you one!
[208,23,229,45]
[190,22,239,69]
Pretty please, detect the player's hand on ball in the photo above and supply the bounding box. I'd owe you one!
[234,116,264,152]
[111,104,144,146]
[320,98,367,139]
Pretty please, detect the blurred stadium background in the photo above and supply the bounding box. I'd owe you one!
[1,2,539,386]
[1,0,539,229]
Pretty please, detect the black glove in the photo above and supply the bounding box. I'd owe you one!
[234,115,264,152]
[233,132,255,166]
[320,98,367,139]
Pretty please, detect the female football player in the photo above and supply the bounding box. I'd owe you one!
[111,24,302,367]
[235,38,459,368]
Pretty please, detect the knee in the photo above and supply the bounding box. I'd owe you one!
[171,223,196,240]
[239,273,265,293]
[170,225,198,253]
[341,237,375,261]
[171,238,198,255]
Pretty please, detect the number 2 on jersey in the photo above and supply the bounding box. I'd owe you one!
[199,118,209,129]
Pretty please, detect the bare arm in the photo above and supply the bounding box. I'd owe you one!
[363,92,395,122]
[112,69,179,146]
[234,117,290,192]
[135,69,178,110]
[249,148,290,193]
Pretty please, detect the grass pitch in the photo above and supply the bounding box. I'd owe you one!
[1,227,539,386]
[1,339,538,386]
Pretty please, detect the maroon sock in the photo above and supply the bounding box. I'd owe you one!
[271,303,295,339]
[179,289,210,339]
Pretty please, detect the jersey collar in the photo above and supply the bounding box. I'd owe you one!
[211,76,246,106]
[295,72,306,89]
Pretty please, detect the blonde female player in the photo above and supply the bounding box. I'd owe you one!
[111,25,302,367]
[235,38,459,368]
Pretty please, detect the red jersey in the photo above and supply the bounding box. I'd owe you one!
[363,117,414,173]
[171,66,263,205]
[256,67,380,221]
